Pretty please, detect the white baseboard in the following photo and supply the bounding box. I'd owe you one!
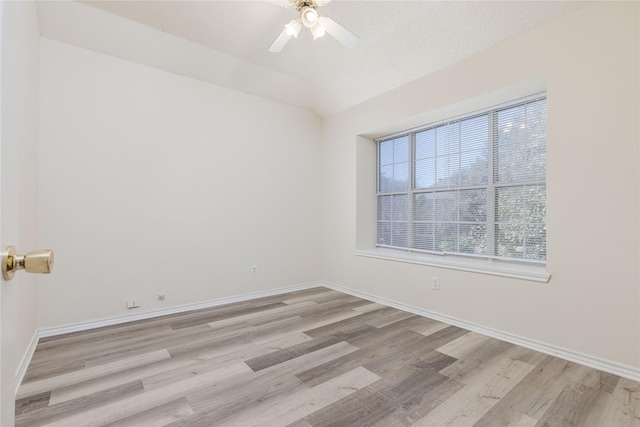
[38,281,323,339]
[322,281,640,382]
[15,329,39,395]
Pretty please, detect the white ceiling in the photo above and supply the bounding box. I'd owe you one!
[36,1,588,117]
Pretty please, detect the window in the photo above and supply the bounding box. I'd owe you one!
[376,96,546,264]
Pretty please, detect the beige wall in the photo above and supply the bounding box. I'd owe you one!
[321,2,640,369]
[38,38,323,328]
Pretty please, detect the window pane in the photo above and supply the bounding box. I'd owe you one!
[460,115,488,152]
[459,149,488,185]
[378,195,391,221]
[435,222,457,252]
[416,129,435,159]
[413,223,435,251]
[448,122,460,155]
[436,156,449,187]
[496,100,547,184]
[459,189,486,222]
[392,194,408,221]
[415,158,435,189]
[459,223,487,255]
[495,223,524,259]
[394,136,409,163]
[496,184,546,260]
[435,191,457,222]
[414,193,434,221]
[392,222,408,247]
[525,223,546,261]
[496,185,545,223]
[379,165,393,192]
[377,222,391,245]
[436,126,448,156]
[447,155,461,186]
[393,162,409,191]
[379,140,393,166]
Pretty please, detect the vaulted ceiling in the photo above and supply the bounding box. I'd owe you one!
[36,1,588,117]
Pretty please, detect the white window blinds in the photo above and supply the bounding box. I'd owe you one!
[377,96,547,263]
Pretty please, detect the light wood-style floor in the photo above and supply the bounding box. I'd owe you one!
[15,287,640,426]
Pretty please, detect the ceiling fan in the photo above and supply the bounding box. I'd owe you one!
[268,0,359,53]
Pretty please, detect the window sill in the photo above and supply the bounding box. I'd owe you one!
[354,247,550,283]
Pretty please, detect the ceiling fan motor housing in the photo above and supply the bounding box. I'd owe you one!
[296,0,319,27]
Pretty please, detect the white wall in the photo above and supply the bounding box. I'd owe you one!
[322,2,640,370]
[38,38,323,328]
[1,0,40,423]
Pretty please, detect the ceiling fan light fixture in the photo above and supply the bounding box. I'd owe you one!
[310,22,326,39]
[268,0,359,52]
[285,19,302,38]
[300,6,318,28]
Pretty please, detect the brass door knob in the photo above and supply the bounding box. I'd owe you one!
[2,246,54,281]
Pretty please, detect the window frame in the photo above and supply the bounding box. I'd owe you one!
[373,94,548,273]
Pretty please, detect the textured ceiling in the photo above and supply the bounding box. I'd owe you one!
[36,1,588,117]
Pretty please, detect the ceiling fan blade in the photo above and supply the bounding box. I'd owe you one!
[268,27,292,53]
[318,16,358,48]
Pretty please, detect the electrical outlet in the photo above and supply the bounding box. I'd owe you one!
[251,265,258,276]
[126,299,141,309]
[432,277,440,290]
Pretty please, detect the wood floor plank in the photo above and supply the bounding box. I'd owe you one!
[218,366,380,427]
[304,386,390,427]
[411,357,536,427]
[104,398,194,427]
[28,322,216,378]
[169,301,288,330]
[333,314,425,348]
[142,333,315,391]
[438,338,515,384]
[363,308,416,328]
[302,306,400,338]
[595,377,640,426]
[571,365,620,393]
[534,382,601,427]
[437,331,497,359]
[206,300,318,331]
[14,392,50,417]
[249,310,363,346]
[351,302,386,313]
[409,318,451,337]
[15,287,640,427]
[42,362,253,427]
[390,375,464,426]
[184,341,360,416]
[295,329,428,388]
[170,372,307,427]
[363,335,458,379]
[16,381,145,427]
[49,353,204,405]
[17,349,171,401]
[245,335,342,371]
[474,407,539,427]
[360,367,454,425]
[169,342,363,426]
[279,288,343,305]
